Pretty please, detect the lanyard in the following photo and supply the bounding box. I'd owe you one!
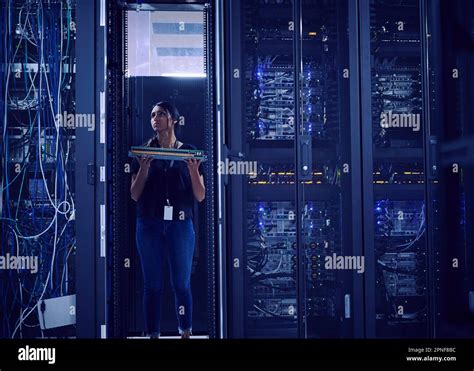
[163,140,179,205]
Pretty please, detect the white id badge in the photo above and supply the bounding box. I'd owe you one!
[164,205,173,220]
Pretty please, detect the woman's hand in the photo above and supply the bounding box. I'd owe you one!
[139,156,154,174]
[184,159,205,202]
[184,158,202,174]
[130,156,153,202]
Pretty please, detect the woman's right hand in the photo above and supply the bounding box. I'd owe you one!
[139,156,154,173]
[131,156,153,201]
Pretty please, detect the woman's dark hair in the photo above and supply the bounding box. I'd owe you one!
[153,101,180,123]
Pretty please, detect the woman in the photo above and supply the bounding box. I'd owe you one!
[130,101,205,339]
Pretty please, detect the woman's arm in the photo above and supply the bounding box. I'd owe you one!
[185,159,205,202]
[130,156,153,202]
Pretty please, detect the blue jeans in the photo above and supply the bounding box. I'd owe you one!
[135,217,195,336]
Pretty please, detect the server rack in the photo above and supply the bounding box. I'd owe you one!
[425,0,474,338]
[360,0,430,338]
[0,0,106,338]
[226,0,363,338]
[226,0,474,339]
[108,0,218,338]
[360,0,474,339]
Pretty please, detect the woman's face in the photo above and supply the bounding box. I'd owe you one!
[150,105,174,133]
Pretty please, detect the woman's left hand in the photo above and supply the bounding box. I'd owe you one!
[184,158,202,174]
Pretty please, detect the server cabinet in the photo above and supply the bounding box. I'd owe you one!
[360,0,474,339]
[299,0,363,338]
[425,0,474,337]
[226,0,362,338]
[108,1,217,338]
[0,0,106,338]
[360,0,430,338]
[227,0,298,339]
